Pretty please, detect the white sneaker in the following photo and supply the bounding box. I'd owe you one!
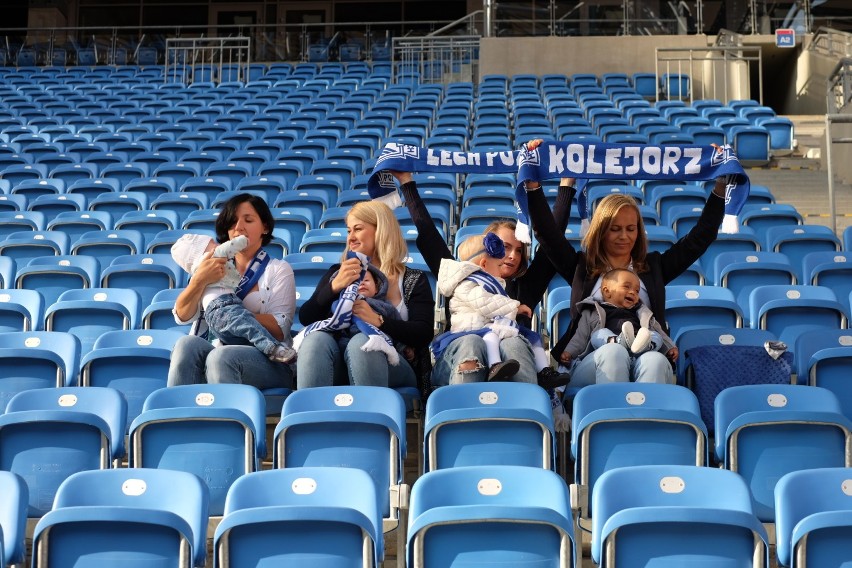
[617,322,635,351]
[631,327,653,354]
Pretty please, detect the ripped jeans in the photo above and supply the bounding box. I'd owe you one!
[430,334,537,386]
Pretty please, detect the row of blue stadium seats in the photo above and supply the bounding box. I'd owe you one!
[1,378,851,566]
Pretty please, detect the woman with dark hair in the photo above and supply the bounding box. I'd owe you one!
[389,170,575,387]
[167,193,296,388]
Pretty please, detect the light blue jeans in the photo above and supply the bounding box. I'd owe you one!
[167,335,295,388]
[431,334,537,386]
[569,342,674,388]
[295,331,417,389]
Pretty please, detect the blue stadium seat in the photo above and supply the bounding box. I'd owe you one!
[129,383,266,516]
[765,224,841,283]
[215,467,381,567]
[713,251,797,324]
[592,465,768,568]
[572,383,707,522]
[424,382,555,473]
[775,467,852,568]
[408,465,576,568]
[46,210,113,243]
[0,289,43,333]
[803,250,852,316]
[100,253,183,306]
[793,328,852,415]
[0,386,126,517]
[0,230,69,268]
[298,228,347,253]
[0,471,27,566]
[32,468,209,568]
[716,384,852,521]
[749,284,847,347]
[80,329,186,432]
[273,385,407,535]
[44,287,141,354]
[70,229,146,270]
[88,190,148,217]
[141,288,189,333]
[0,210,46,240]
[665,285,743,340]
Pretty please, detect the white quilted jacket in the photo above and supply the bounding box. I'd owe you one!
[437,258,520,332]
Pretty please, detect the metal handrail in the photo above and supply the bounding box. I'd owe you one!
[427,10,484,37]
[810,26,852,58]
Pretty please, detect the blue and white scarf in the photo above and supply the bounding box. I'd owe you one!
[430,269,544,361]
[291,252,399,365]
[368,141,750,242]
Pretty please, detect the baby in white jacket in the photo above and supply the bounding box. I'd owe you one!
[436,232,525,381]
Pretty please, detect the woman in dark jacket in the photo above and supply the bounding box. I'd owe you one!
[390,170,575,387]
[523,142,728,385]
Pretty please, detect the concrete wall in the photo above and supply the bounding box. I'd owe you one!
[479,35,761,102]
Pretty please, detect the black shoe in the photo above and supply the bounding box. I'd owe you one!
[537,366,571,389]
[487,359,520,381]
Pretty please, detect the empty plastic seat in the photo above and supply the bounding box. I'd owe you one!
[129,383,266,516]
[775,467,852,568]
[273,385,407,535]
[408,465,577,568]
[793,329,852,417]
[665,285,743,340]
[749,284,847,347]
[15,254,101,309]
[0,386,126,517]
[0,289,43,333]
[424,382,555,473]
[716,384,852,521]
[592,465,768,567]
[572,383,708,522]
[32,468,209,568]
[100,253,183,306]
[80,329,186,432]
[0,471,27,566]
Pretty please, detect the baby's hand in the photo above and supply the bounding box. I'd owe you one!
[559,352,572,363]
[517,304,532,318]
[666,346,679,362]
[402,346,415,361]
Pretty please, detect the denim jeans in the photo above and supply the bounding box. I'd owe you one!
[168,334,295,388]
[204,294,280,356]
[296,331,417,389]
[570,342,674,387]
[431,334,538,386]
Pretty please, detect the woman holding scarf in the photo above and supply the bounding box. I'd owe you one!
[167,193,296,388]
[295,200,434,391]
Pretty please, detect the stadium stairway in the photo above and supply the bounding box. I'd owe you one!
[748,114,852,238]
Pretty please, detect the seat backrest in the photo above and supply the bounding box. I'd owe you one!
[571,382,707,517]
[749,284,847,346]
[0,331,81,408]
[423,382,555,472]
[273,386,406,527]
[32,468,209,567]
[216,467,382,566]
[0,288,44,332]
[592,464,767,567]
[129,383,266,516]
[715,384,852,521]
[408,465,576,568]
[0,471,27,565]
[775,467,852,568]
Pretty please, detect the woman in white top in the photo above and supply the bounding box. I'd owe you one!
[167,193,296,389]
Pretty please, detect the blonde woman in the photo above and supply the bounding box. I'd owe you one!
[296,201,435,389]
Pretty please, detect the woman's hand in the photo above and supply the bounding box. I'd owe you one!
[330,258,364,293]
[352,299,382,328]
[388,170,413,184]
[525,139,543,151]
[192,252,228,287]
[517,304,533,318]
[710,144,731,197]
[559,351,572,363]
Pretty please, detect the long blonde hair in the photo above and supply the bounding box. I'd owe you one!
[345,201,407,279]
[581,194,648,279]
